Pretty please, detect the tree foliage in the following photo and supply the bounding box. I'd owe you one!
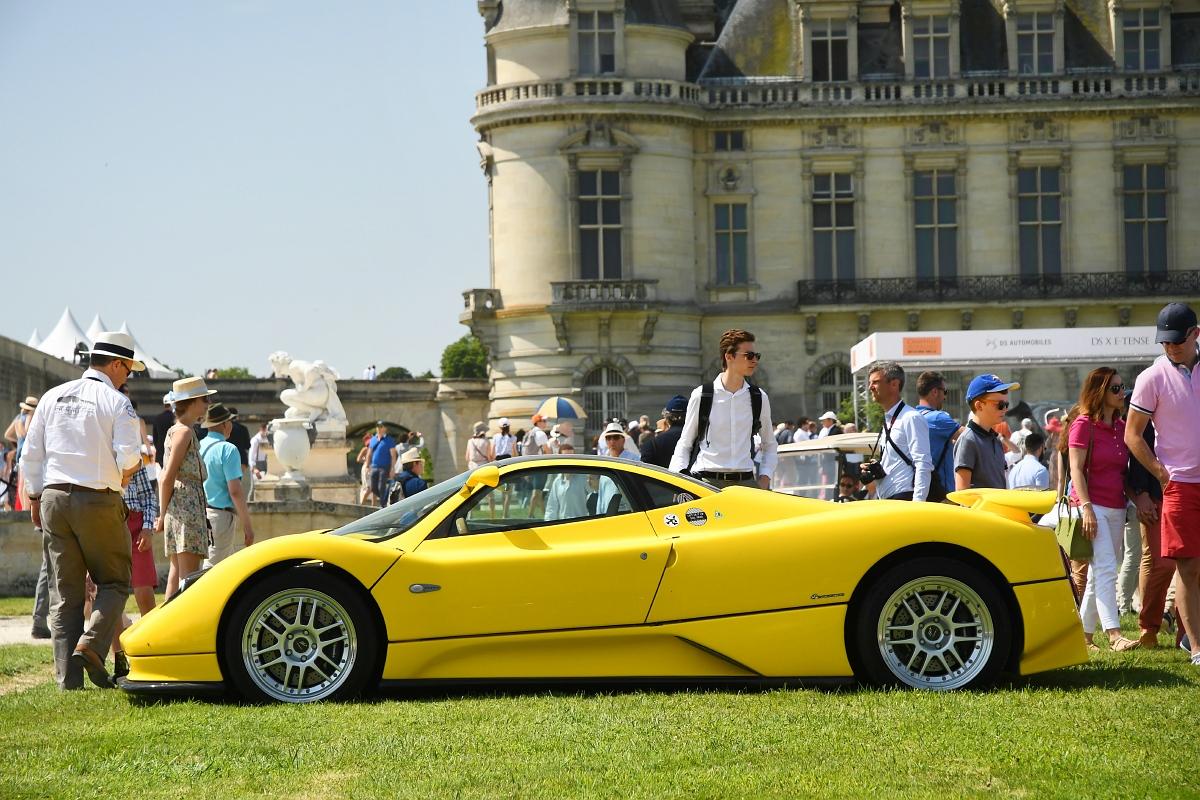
[440,335,488,379]
[215,366,254,379]
[378,366,414,380]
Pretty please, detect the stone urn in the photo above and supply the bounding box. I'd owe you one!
[270,418,312,483]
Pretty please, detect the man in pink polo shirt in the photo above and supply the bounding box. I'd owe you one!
[1126,302,1200,666]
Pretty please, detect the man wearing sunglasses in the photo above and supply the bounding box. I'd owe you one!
[954,373,1020,490]
[20,331,145,690]
[670,328,776,489]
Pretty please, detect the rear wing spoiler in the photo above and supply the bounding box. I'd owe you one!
[947,488,1057,524]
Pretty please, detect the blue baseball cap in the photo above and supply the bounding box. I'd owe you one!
[665,394,688,413]
[966,373,1020,402]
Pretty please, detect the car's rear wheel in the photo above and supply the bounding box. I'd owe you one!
[854,557,1011,691]
[224,570,378,703]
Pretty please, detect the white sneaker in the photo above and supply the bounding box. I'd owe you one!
[1191,652,1200,666]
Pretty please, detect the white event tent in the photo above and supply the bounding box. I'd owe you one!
[85,314,108,345]
[26,329,41,349]
[118,322,176,379]
[36,308,91,363]
[849,326,1160,419]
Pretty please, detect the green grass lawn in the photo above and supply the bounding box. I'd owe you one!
[0,631,1196,799]
[0,593,165,618]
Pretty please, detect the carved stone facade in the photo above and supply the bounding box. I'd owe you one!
[465,1,1199,433]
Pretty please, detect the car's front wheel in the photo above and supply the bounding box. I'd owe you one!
[853,557,1011,691]
[224,569,378,703]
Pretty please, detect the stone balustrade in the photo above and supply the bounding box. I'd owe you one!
[476,70,1198,113]
[550,279,659,308]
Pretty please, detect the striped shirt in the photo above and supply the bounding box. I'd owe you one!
[123,466,159,529]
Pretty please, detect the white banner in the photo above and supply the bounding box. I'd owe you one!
[850,326,1159,374]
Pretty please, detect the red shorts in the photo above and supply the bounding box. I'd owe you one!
[1161,480,1200,559]
[126,510,159,589]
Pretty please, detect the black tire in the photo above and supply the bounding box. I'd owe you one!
[852,556,1011,691]
[223,569,379,703]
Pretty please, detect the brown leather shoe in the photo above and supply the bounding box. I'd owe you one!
[71,645,115,689]
[1139,630,1159,649]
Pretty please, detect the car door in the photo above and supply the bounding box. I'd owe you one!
[378,465,672,641]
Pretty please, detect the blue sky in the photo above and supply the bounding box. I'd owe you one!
[0,2,488,378]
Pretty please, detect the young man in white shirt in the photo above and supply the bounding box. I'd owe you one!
[21,332,145,690]
[865,361,933,501]
[669,328,776,489]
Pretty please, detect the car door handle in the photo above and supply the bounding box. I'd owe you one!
[409,584,441,594]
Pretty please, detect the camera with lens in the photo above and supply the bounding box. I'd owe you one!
[858,459,887,484]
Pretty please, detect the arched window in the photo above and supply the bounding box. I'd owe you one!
[582,366,626,440]
[818,363,853,414]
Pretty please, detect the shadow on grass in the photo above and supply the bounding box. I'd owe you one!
[120,662,1192,707]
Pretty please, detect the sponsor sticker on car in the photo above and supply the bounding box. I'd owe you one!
[685,508,707,526]
[663,513,680,527]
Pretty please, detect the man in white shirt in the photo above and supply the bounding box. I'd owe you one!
[670,328,777,489]
[601,421,641,461]
[1008,432,1050,490]
[866,361,933,501]
[21,331,145,690]
[247,423,269,500]
[817,411,842,439]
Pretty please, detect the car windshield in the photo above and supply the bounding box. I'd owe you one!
[774,451,841,500]
[330,472,470,540]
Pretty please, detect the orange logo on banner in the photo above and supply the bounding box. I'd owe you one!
[903,336,943,356]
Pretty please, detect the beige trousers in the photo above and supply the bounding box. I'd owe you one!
[204,507,240,567]
[42,486,131,689]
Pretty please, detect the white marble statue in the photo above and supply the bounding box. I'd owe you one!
[269,351,348,427]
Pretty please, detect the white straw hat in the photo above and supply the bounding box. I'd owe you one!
[169,376,218,403]
[88,331,146,372]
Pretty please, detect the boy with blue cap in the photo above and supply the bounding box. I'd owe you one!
[955,373,1020,490]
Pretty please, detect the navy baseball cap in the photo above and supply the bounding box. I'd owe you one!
[665,394,688,413]
[966,374,1020,402]
[1155,302,1197,344]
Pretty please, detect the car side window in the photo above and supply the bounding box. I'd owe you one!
[454,467,635,536]
[636,476,699,510]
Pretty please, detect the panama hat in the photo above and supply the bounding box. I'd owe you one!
[603,422,625,437]
[87,331,146,372]
[473,421,487,435]
[201,402,236,429]
[19,396,38,412]
[169,376,218,403]
[400,447,423,465]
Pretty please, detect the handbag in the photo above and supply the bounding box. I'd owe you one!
[1053,423,1094,561]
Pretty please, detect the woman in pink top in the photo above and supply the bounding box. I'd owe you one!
[1069,367,1137,652]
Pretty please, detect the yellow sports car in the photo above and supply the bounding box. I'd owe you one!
[119,456,1086,703]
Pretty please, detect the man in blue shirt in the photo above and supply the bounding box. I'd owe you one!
[200,403,255,566]
[915,371,963,502]
[368,421,397,507]
[1008,431,1050,489]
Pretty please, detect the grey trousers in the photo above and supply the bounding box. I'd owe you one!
[32,528,51,630]
[42,486,131,690]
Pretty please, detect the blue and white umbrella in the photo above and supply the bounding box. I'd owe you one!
[534,396,588,420]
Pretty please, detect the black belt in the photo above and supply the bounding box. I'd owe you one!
[697,470,754,481]
[206,505,235,513]
[44,483,117,494]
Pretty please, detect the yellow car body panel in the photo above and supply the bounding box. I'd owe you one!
[645,487,1064,623]
[121,532,400,659]
[1014,580,1089,675]
[381,606,851,679]
[127,654,223,683]
[373,514,671,640]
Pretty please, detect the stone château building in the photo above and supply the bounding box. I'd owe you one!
[462,0,1199,437]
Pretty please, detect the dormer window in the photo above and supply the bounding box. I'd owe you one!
[811,19,850,82]
[912,16,951,78]
[1123,9,1161,71]
[578,11,616,75]
[1016,12,1055,74]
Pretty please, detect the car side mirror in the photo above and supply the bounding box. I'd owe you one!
[463,464,500,496]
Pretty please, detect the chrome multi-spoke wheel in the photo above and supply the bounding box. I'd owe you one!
[225,570,378,704]
[854,557,1011,691]
[242,589,357,702]
[876,576,993,690]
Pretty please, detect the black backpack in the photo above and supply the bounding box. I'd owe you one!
[686,381,762,473]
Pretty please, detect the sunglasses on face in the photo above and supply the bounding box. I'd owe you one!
[989,400,1010,411]
[1108,383,1125,395]
[735,351,762,361]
